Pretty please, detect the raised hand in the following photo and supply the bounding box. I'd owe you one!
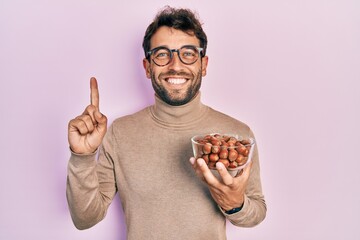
[68,77,108,154]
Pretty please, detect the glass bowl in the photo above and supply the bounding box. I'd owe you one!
[191,133,255,178]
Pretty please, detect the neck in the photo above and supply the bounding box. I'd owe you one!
[150,92,207,127]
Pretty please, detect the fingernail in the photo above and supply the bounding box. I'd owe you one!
[216,162,224,170]
[189,157,195,165]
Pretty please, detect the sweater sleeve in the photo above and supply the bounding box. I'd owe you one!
[221,137,267,227]
[66,126,117,230]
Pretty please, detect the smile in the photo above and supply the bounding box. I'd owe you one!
[166,78,187,85]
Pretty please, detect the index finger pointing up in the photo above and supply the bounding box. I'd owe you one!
[90,77,100,109]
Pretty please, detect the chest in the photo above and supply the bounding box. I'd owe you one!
[113,128,199,197]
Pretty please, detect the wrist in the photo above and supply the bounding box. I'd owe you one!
[224,202,244,215]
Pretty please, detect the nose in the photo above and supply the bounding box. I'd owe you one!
[167,50,184,70]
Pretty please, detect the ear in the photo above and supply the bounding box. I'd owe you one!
[201,56,209,77]
[143,58,151,79]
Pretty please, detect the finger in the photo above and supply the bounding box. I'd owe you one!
[75,115,95,133]
[94,110,108,133]
[82,105,107,133]
[189,157,196,166]
[90,77,100,109]
[69,118,90,135]
[190,157,206,181]
[82,105,97,124]
[197,158,219,186]
[215,162,234,186]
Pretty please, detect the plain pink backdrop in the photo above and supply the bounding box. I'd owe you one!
[1,0,359,239]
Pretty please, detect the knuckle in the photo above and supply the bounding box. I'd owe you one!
[68,119,76,127]
[76,120,86,129]
[75,114,86,121]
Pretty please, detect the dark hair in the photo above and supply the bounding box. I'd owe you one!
[142,6,208,59]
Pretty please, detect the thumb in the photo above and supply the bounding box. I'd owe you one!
[94,110,107,128]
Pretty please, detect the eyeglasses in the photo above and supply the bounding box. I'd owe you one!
[147,45,204,67]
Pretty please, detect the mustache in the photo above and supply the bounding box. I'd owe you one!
[159,70,193,79]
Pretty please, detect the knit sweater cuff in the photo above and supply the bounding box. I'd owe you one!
[69,148,98,168]
[219,194,250,219]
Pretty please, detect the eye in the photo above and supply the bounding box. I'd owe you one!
[184,51,195,57]
[154,49,170,59]
[157,52,169,57]
[181,48,197,58]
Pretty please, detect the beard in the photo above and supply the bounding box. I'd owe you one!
[150,69,202,106]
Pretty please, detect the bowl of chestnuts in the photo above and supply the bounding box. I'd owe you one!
[191,133,255,178]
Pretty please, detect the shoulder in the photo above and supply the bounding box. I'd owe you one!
[208,106,249,126]
[206,106,253,136]
[111,107,150,127]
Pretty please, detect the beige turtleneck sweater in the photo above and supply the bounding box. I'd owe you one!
[66,93,266,240]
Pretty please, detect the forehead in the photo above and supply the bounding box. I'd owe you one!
[150,26,200,49]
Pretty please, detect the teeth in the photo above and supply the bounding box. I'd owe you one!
[167,78,186,84]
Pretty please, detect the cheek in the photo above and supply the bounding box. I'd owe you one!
[147,65,155,78]
[151,68,158,78]
[150,68,160,82]
[192,65,203,79]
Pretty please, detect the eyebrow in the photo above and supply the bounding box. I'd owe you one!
[150,45,200,50]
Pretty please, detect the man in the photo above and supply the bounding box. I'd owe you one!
[67,6,266,240]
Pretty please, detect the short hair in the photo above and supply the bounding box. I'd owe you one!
[142,6,208,59]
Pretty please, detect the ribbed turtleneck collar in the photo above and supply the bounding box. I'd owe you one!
[149,92,208,128]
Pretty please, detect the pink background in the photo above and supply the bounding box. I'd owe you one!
[1,0,359,239]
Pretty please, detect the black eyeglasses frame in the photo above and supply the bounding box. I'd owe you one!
[146,45,204,67]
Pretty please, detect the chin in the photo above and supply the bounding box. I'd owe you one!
[156,87,197,106]
[163,94,191,106]
[165,98,188,106]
